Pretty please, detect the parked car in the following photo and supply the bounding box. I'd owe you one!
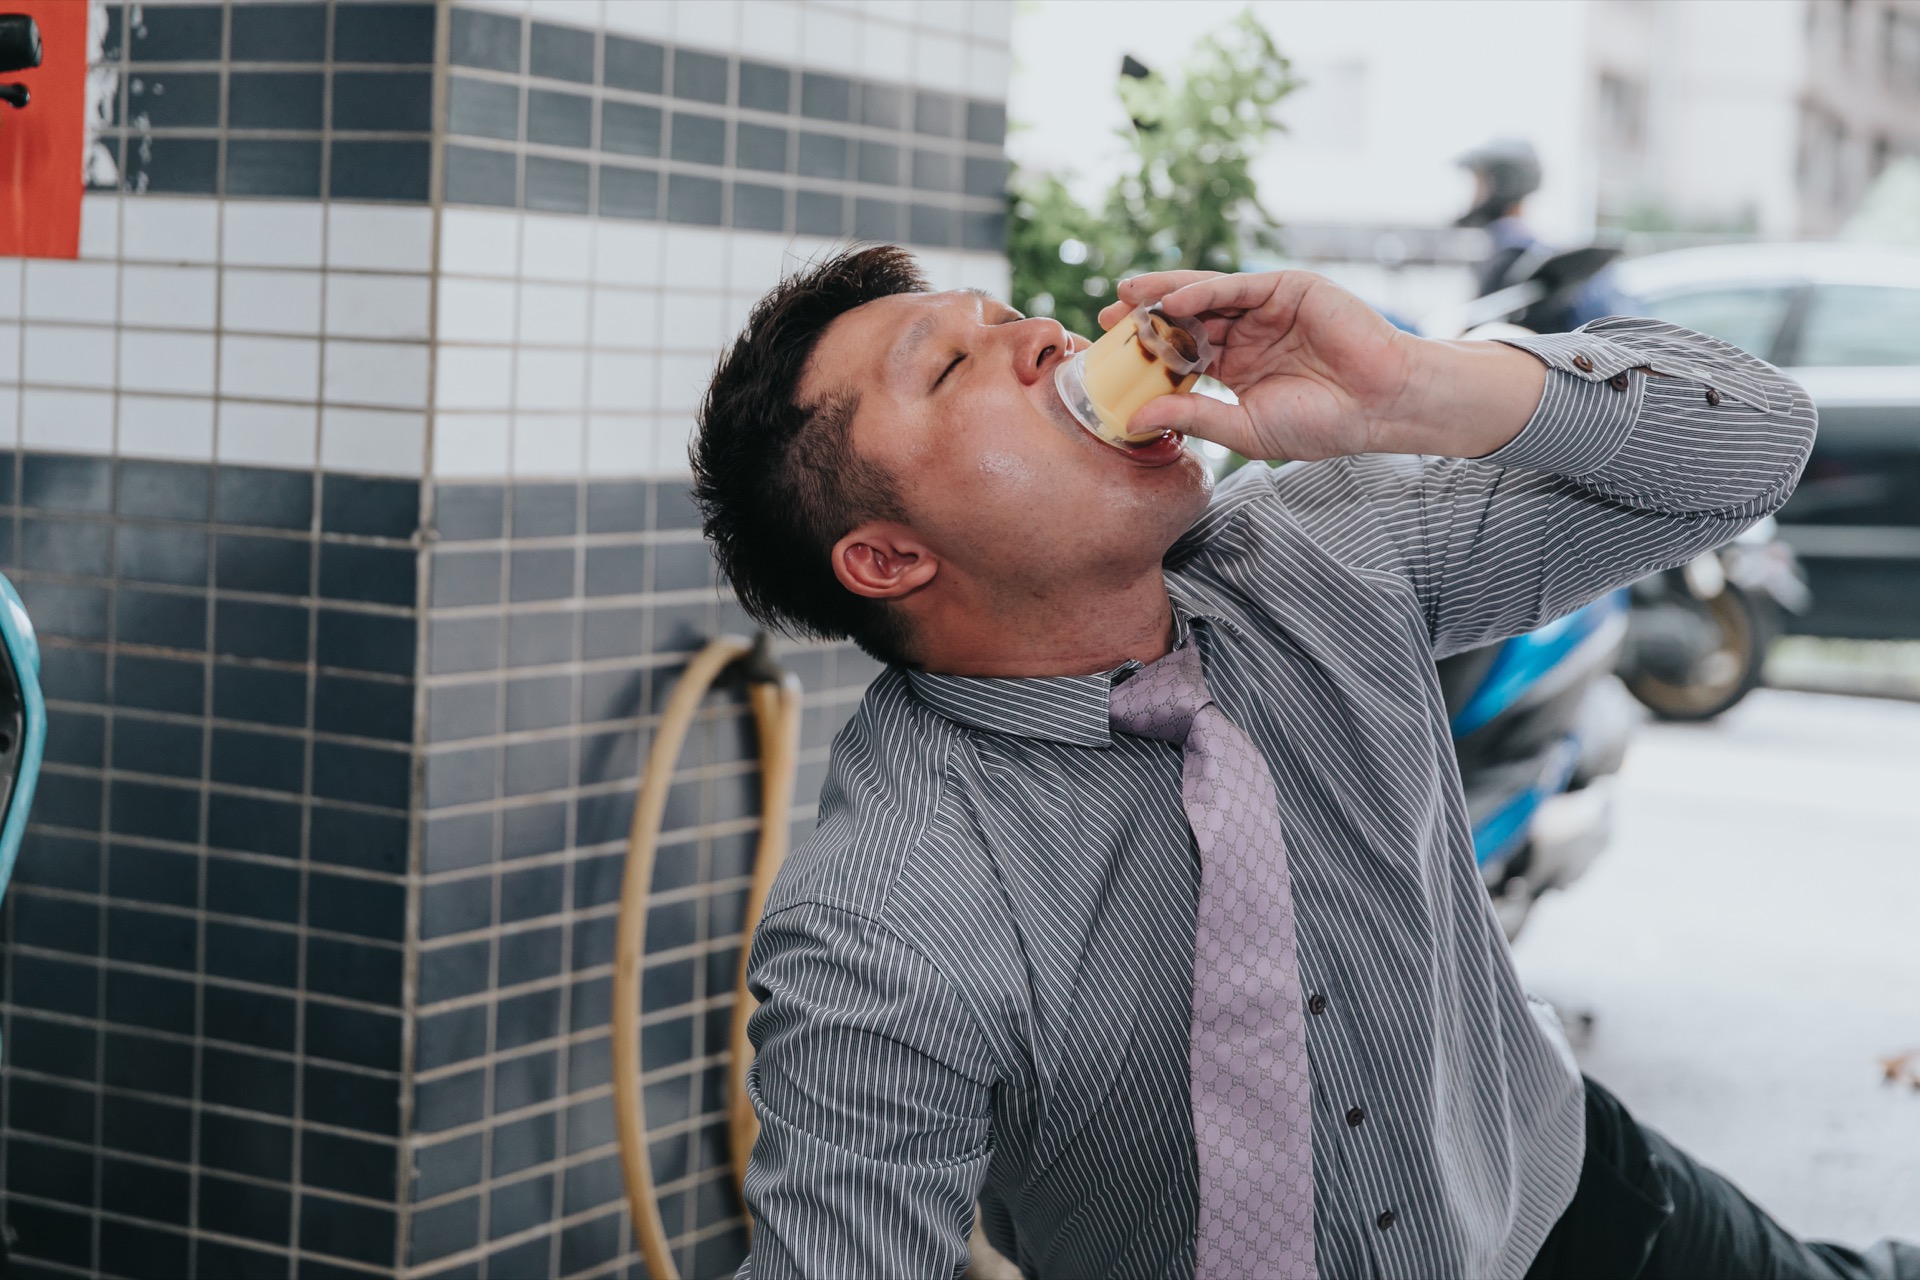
[1612,243,1920,640]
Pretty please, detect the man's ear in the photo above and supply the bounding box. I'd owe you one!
[830,522,938,601]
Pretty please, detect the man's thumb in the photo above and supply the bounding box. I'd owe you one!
[1127,392,1258,456]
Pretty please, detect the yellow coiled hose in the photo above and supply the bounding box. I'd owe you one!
[612,634,803,1280]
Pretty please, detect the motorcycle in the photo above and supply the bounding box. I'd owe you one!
[1439,592,1636,939]
[1615,516,1810,721]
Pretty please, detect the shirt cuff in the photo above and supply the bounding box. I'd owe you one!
[1478,329,1646,477]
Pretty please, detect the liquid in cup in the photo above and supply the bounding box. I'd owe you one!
[1055,304,1215,449]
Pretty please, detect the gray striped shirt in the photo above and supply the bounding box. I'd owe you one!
[737,319,1816,1280]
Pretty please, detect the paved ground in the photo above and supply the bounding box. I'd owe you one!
[1513,688,1920,1246]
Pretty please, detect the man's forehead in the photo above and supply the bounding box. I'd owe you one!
[801,288,984,399]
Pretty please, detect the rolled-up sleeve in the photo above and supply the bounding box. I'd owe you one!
[1279,317,1817,658]
[737,899,995,1280]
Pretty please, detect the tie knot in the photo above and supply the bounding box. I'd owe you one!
[1109,642,1211,744]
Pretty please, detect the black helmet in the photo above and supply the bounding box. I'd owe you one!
[1455,138,1541,226]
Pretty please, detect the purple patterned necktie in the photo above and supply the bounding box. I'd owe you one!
[1109,641,1317,1280]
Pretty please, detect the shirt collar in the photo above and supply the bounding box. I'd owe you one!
[904,580,1239,748]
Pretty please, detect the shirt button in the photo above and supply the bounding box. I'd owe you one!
[1377,1210,1397,1231]
[1308,994,1327,1016]
[1346,1106,1366,1127]
[1608,372,1630,391]
[1571,354,1594,372]
[1705,387,1723,406]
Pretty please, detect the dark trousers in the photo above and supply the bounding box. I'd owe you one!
[1525,1077,1920,1280]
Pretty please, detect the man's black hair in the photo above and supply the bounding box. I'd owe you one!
[691,244,928,668]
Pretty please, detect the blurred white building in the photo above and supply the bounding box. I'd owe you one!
[1010,0,1920,246]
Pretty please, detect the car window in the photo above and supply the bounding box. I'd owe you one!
[1637,285,1795,358]
[1795,284,1920,366]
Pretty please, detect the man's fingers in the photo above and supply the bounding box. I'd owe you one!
[1116,270,1222,308]
[1127,390,1258,455]
[1154,270,1299,321]
[1093,299,1131,332]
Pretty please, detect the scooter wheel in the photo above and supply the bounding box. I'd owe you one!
[1625,584,1774,722]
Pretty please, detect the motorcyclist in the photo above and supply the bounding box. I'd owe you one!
[1455,138,1636,334]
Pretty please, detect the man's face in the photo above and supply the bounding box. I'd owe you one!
[802,289,1213,609]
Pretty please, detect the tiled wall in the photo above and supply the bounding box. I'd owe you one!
[0,2,1012,1278]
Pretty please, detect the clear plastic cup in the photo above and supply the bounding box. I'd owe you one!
[1054,303,1215,449]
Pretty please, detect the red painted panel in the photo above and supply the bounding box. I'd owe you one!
[0,0,87,259]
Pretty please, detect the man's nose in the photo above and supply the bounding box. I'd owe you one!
[1008,318,1072,387]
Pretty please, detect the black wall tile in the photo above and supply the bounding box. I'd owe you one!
[331,139,434,202]
[312,740,411,811]
[206,921,298,989]
[209,726,304,793]
[320,543,417,607]
[968,100,1008,145]
[915,91,958,137]
[800,72,852,121]
[433,485,505,540]
[333,71,434,132]
[425,810,494,874]
[207,791,302,860]
[671,112,726,166]
[332,3,436,64]
[116,587,208,651]
[416,1003,487,1071]
[529,21,594,83]
[528,87,592,148]
[599,164,659,219]
[310,804,409,876]
[666,173,722,225]
[217,466,312,530]
[512,485,577,537]
[104,969,196,1039]
[26,455,112,513]
[309,871,406,942]
[125,72,221,127]
[502,801,566,860]
[127,4,223,61]
[509,547,575,601]
[125,137,219,195]
[736,121,788,173]
[317,608,416,676]
[673,48,728,104]
[112,716,204,780]
[450,7,521,73]
[418,936,491,1004]
[228,139,325,199]
[408,1193,479,1264]
[206,855,300,923]
[585,481,646,533]
[448,76,520,141]
[200,1110,294,1181]
[117,524,208,586]
[199,1175,292,1246]
[305,1002,404,1072]
[107,843,196,908]
[599,98,661,158]
[604,35,664,94]
[739,61,790,113]
[213,662,308,728]
[19,582,109,642]
[231,4,326,62]
[203,983,297,1053]
[109,778,201,844]
[302,1131,399,1203]
[445,144,518,207]
[22,516,110,577]
[430,615,501,675]
[863,83,906,130]
[525,155,590,213]
[731,183,786,231]
[506,608,576,667]
[41,643,109,704]
[307,936,404,1007]
[217,533,312,595]
[315,673,414,742]
[216,598,308,663]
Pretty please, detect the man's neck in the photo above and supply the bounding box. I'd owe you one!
[911,570,1177,678]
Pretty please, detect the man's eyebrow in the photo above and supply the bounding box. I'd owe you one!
[889,312,944,377]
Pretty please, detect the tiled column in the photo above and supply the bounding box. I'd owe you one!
[0,2,1012,1278]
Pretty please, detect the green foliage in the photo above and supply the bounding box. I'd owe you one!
[1007,11,1298,338]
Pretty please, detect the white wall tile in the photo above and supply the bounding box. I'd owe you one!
[720,291,754,342]
[591,221,663,287]
[78,194,120,261]
[0,260,20,318]
[119,395,215,460]
[514,349,588,411]
[920,0,968,33]
[438,279,518,345]
[463,0,530,11]
[659,290,727,349]
[512,414,584,477]
[725,230,791,294]
[220,335,322,401]
[801,5,863,73]
[440,208,522,279]
[589,353,651,413]
[222,269,323,336]
[860,0,914,20]
[0,324,17,382]
[602,0,673,38]
[327,204,434,273]
[586,414,651,476]
[322,407,427,476]
[325,275,433,341]
[324,340,430,409]
[541,0,603,24]
[122,265,218,330]
[661,227,728,290]
[971,45,1010,99]
[956,251,1012,298]
[24,261,117,324]
[915,30,970,93]
[22,388,113,453]
[0,388,17,447]
[591,288,661,349]
[121,330,217,395]
[431,413,512,478]
[223,203,325,269]
[674,0,738,47]
[521,214,594,282]
[23,325,114,389]
[860,19,909,79]
[736,1,801,59]
[436,345,514,411]
[218,401,317,468]
[518,284,590,347]
[970,0,1013,42]
[657,353,711,413]
[651,414,695,475]
[122,198,219,264]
